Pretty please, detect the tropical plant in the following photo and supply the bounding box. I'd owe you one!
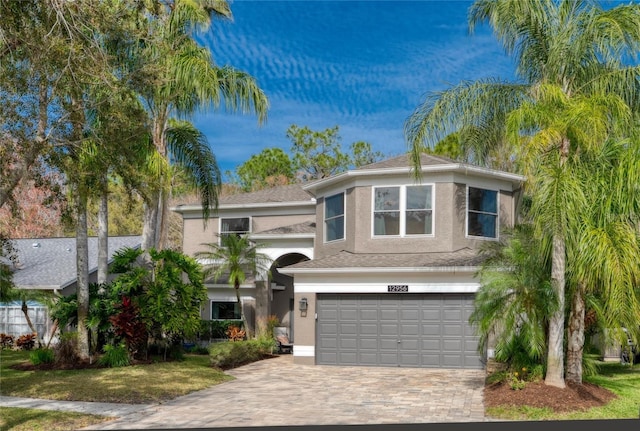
[197,234,273,337]
[110,247,208,357]
[99,343,131,368]
[471,225,555,370]
[405,0,640,387]
[123,0,268,252]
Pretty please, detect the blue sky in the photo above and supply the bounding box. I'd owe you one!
[195,0,518,176]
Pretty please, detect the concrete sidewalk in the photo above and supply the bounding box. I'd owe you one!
[0,395,152,418]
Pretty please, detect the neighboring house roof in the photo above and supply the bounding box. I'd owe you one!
[254,221,316,236]
[8,236,141,291]
[281,248,486,274]
[303,153,525,194]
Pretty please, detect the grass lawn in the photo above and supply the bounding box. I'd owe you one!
[0,407,110,431]
[0,349,232,403]
[485,362,640,420]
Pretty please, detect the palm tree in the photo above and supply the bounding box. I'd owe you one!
[128,0,269,252]
[405,0,640,388]
[471,225,555,370]
[197,234,272,337]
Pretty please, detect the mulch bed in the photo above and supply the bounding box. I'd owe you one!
[484,380,617,412]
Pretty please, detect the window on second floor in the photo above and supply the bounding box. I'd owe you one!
[467,187,498,239]
[220,217,250,242]
[324,192,345,242]
[373,185,433,236]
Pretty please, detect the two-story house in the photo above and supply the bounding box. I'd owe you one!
[175,154,524,369]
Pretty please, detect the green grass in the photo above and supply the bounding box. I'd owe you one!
[0,407,110,431]
[486,362,640,420]
[1,349,232,404]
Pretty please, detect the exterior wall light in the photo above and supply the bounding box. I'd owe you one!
[299,297,308,317]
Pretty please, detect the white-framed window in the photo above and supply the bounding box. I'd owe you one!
[324,192,345,242]
[467,186,498,239]
[211,301,241,320]
[373,185,433,236]
[220,217,250,242]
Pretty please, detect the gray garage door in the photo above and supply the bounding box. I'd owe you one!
[316,293,483,368]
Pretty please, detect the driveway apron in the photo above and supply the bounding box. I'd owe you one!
[85,355,485,429]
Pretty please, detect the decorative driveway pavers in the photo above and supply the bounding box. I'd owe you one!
[85,355,485,429]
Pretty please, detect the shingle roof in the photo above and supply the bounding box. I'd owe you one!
[283,248,485,271]
[255,221,316,235]
[220,184,314,205]
[8,236,141,290]
[354,153,454,171]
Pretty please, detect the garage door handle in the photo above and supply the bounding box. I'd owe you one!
[397,340,401,344]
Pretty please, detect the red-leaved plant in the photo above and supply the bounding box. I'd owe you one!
[109,297,147,358]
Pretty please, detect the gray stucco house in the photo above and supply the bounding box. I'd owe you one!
[175,154,525,369]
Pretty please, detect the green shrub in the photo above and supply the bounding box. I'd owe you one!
[200,320,244,339]
[29,348,55,366]
[209,339,273,369]
[99,344,130,368]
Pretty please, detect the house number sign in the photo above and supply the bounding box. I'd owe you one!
[387,285,409,292]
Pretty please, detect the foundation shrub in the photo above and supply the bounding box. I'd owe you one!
[209,339,273,369]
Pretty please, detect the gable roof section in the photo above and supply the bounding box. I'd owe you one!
[9,236,141,290]
[280,248,485,274]
[173,184,315,213]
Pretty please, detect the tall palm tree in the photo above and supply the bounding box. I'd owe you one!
[129,0,269,252]
[405,0,640,387]
[197,234,272,337]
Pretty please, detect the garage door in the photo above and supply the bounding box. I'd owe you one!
[316,293,482,368]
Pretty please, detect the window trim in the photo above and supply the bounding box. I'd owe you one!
[371,184,435,238]
[324,192,346,243]
[465,185,499,240]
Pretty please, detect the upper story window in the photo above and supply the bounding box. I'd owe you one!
[324,192,345,242]
[220,217,250,242]
[373,185,433,236]
[467,187,498,238]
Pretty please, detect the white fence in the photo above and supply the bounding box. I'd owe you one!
[0,301,54,341]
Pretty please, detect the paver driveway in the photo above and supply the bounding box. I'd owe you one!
[86,355,486,429]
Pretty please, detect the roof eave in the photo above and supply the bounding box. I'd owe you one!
[280,265,479,275]
[172,200,316,214]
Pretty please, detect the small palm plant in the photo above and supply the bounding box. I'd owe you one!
[197,234,272,337]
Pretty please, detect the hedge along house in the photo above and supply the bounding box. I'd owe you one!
[175,184,316,338]
[280,154,524,368]
[175,154,524,368]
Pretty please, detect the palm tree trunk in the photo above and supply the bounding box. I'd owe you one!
[235,282,248,338]
[566,283,586,384]
[97,175,108,285]
[545,233,566,388]
[141,193,160,252]
[20,299,42,348]
[76,187,90,360]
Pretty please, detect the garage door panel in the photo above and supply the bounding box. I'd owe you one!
[443,339,462,351]
[340,337,357,349]
[316,293,482,369]
[443,324,463,336]
[400,324,419,336]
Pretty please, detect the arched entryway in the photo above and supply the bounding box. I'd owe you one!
[269,253,309,342]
